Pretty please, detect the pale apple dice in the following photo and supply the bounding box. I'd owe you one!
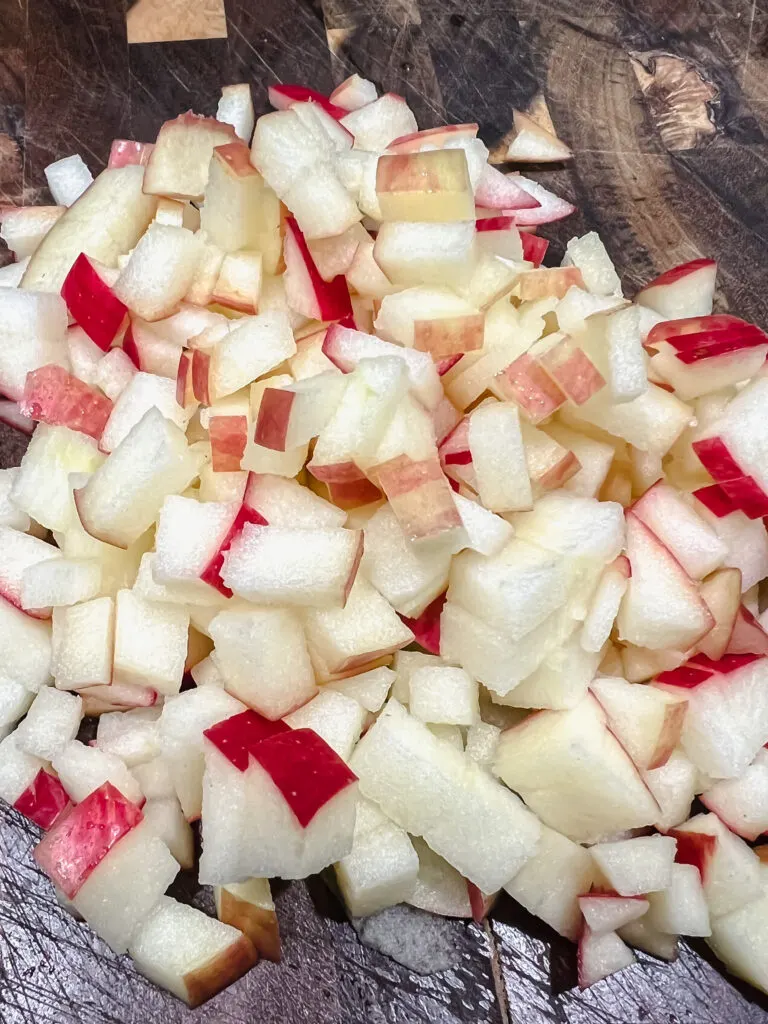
[405,836,471,917]
[283,162,362,240]
[101,373,190,453]
[580,560,629,653]
[327,666,395,713]
[579,895,649,936]
[695,505,768,593]
[113,590,188,697]
[494,695,660,843]
[96,707,160,767]
[198,466,248,504]
[673,812,761,917]
[0,732,44,804]
[562,232,621,297]
[209,606,317,719]
[617,513,712,651]
[0,526,60,615]
[707,865,768,995]
[361,504,450,617]
[374,286,479,349]
[618,916,679,960]
[0,290,68,400]
[201,147,279,261]
[373,222,476,289]
[15,687,82,762]
[0,469,30,532]
[370,394,439,471]
[284,690,367,761]
[636,260,717,319]
[154,496,239,599]
[511,492,625,565]
[375,149,474,223]
[51,596,113,690]
[646,863,710,937]
[701,749,768,840]
[133,758,175,802]
[448,540,571,642]
[595,304,647,404]
[562,383,692,457]
[0,677,34,735]
[222,525,362,608]
[75,408,201,549]
[0,597,52,692]
[464,402,532,513]
[113,225,203,322]
[501,631,601,710]
[21,558,101,611]
[208,312,296,401]
[427,724,463,749]
[256,372,346,451]
[143,113,236,200]
[302,574,413,677]
[43,153,93,207]
[590,835,677,896]
[94,348,138,401]
[1,206,64,260]
[159,686,244,819]
[69,820,178,953]
[578,928,636,989]
[52,739,142,804]
[407,665,479,727]
[392,651,442,704]
[142,797,195,869]
[643,748,697,832]
[504,823,594,941]
[133,552,219,609]
[331,74,378,111]
[546,425,614,499]
[453,494,514,557]
[244,473,345,529]
[670,656,768,779]
[350,700,540,892]
[340,93,418,150]
[251,109,333,197]
[464,722,501,770]
[215,84,255,141]
[633,483,726,580]
[590,676,686,771]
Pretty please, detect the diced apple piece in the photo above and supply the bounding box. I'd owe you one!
[216,84,255,143]
[0,289,68,401]
[578,928,636,989]
[326,665,395,713]
[141,797,194,869]
[494,695,660,843]
[700,748,768,840]
[632,481,727,580]
[340,93,418,150]
[20,364,112,441]
[0,525,61,617]
[707,864,768,995]
[44,154,93,206]
[591,675,687,771]
[643,748,698,832]
[618,915,679,960]
[330,74,378,112]
[51,595,114,690]
[113,589,188,697]
[254,372,345,452]
[636,259,717,319]
[284,690,367,761]
[0,596,52,692]
[114,224,203,322]
[208,312,296,402]
[101,371,190,453]
[469,401,533,512]
[0,205,65,260]
[12,766,70,830]
[373,221,476,289]
[406,836,472,918]
[143,113,237,200]
[283,215,352,320]
[215,878,281,961]
[0,732,45,806]
[244,472,345,529]
[646,863,711,936]
[590,835,677,896]
[671,812,761,917]
[52,739,143,805]
[409,665,479,726]
[579,895,649,936]
[374,453,464,546]
[96,707,160,767]
[505,110,573,162]
[375,149,474,222]
[15,687,82,762]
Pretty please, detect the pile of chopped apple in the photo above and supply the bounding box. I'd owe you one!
[2,73,768,1007]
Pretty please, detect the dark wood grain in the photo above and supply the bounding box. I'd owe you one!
[3,0,768,1020]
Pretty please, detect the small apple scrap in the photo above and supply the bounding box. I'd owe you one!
[3,69,768,1012]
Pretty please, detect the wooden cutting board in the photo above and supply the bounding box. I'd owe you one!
[2,0,768,1021]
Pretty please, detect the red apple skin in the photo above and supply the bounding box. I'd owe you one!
[122,323,141,369]
[375,453,463,541]
[13,769,71,831]
[691,436,744,483]
[192,349,211,405]
[217,889,281,961]
[646,314,768,364]
[21,365,113,441]
[61,253,128,351]
[204,709,291,771]
[210,415,248,471]
[284,218,353,322]
[108,140,153,169]
[33,781,143,898]
[475,215,515,234]
[250,727,357,827]
[655,664,714,688]
[213,141,260,179]
[253,388,294,452]
[641,258,716,290]
[520,233,549,267]
[200,504,268,597]
[668,827,717,881]
[474,164,541,212]
[693,484,737,518]
[326,477,383,510]
[267,84,348,121]
[184,934,258,1008]
[719,476,768,520]
[399,591,446,655]
[537,450,581,493]
[413,314,484,359]
[517,266,584,301]
[689,652,761,675]
[494,353,567,423]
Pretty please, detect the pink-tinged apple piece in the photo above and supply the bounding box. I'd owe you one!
[375,453,464,545]
[700,750,768,841]
[215,879,281,962]
[655,664,714,688]
[474,163,541,210]
[329,73,377,112]
[691,435,743,483]
[515,266,584,301]
[210,415,248,472]
[123,321,182,379]
[0,205,65,260]
[648,314,768,365]
[400,591,447,655]
[493,353,567,424]
[267,83,347,120]
[670,813,762,917]
[726,605,768,656]
[590,675,687,771]
[0,400,34,435]
[199,504,268,598]
[283,216,352,322]
[34,781,143,898]
[578,894,650,936]
[631,480,727,580]
[61,253,128,351]
[698,567,742,661]
[506,174,576,226]
[718,475,768,520]
[520,232,549,266]
[375,150,475,222]
[386,123,479,154]
[108,140,154,169]
[13,768,71,830]
[20,365,111,441]
[191,348,211,405]
[204,709,290,771]
[506,110,573,163]
[535,336,606,405]
[636,259,717,319]
[143,112,238,200]
[412,314,484,360]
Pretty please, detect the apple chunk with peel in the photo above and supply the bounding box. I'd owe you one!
[494,695,661,843]
[617,512,713,651]
[504,823,595,941]
[13,767,71,831]
[129,896,258,1007]
[61,253,128,350]
[579,895,649,936]
[114,224,203,323]
[74,407,202,549]
[254,372,346,452]
[374,454,464,546]
[0,526,61,618]
[631,481,727,580]
[283,216,352,321]
[21,365,113,441]
[113,589,189,697]
[707,865,768,996]
[221,524,363,607]
[590,835,677,896]
[636,259,717,319]
[350,699,540,893]
[646,863,711,937]
[215,878,281,961]
[698,567,742,661]
[51,596,114,691]
[578,928,636,989]
[0,289,68,403]
[375,149,474,222]
[671,812,761,917]
[143,112,237,200]
[590,675,687,770]
[700,749,768,840]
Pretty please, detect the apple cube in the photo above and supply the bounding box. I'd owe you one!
[129,895,258,1006]
[643,748,698,832]
[326,666,395,713]
[211,250,262,313]
[707,865,768,995]
[216,84,255,142]
[632,481,726,580]
[578,895,649,936]
[141,796,195,869]
[61,252,127,350]
[207,312,296,402]
[0,596,53,692]
[51,595,114,690]
[374,453,464,547]
[375,149,474,222]
[215,877,280,961]
[646,862,711,936]
[590,835,677,896]
[636,259,717,319]
[0,205,64,259]
[618,915,679,961]
[350,699,540,892]
[52,740,143,805]
[335,799,419,918]
[408,665,479,726]
[590,675,687,770]
[143,112,236,200]
[0,289,68,401]
[96,707,160,768]
[209,606,317,719]
[469,401,533,512]
[21,557,101,612]
[580,556,630,653]
[244,473,345,529]
[284,690,367,761]
[254,372,346,452]
[0,732,45,806]
[0,526,61,617]
[578,928,636,989]
[100,372,191,453]
[373,221,476,289]
[340,92,418,150]
[407,836,472,918]
[700,748,768,840]
[499,630,601,711]
[114,224,203,322]
[74,407,201,548]
[113,589,188,697]
[330,74,377,111]
[494,695,661,843]
[11,764,70,830]
[464,722,501,771]
[15,686,83,762]
[671,812,761,917]
[283,215,352,320]
[44,153,93,205]
[0,677,34,737]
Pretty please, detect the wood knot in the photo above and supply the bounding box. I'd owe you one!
[630,51,717,152]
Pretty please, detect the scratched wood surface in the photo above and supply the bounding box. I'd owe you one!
[3,0,768,1021]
